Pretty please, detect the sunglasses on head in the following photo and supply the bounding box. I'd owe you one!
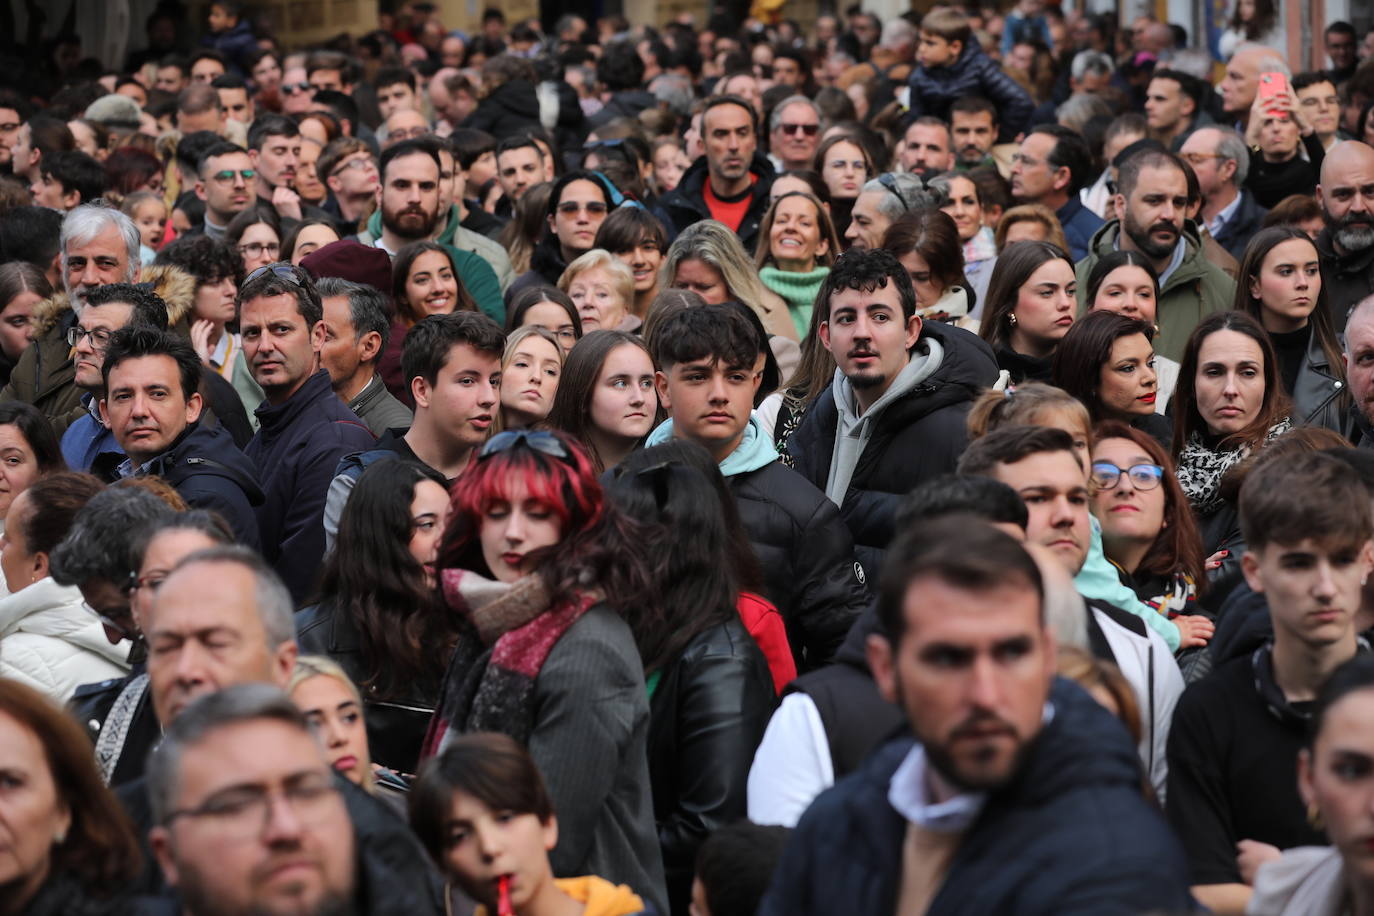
[479,429,572,461]
[878,173,913,210]
[246,263,308,288]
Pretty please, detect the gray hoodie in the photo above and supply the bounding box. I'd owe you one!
[824,337,945,505]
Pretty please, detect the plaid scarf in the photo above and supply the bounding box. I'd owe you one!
[422,570,594,758]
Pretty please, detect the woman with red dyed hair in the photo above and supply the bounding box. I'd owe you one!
[424,429,668,912]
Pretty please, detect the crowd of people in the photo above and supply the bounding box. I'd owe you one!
[5,0,1374,914]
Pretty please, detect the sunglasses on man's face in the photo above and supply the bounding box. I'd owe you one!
[282,82,313,95]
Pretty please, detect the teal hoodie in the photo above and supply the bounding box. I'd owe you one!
[645,413,778,477]
[1075,515,1182,651]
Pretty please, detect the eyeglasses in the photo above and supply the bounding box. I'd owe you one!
[827,158,867,172]
[81,600,137,640]
[1180,153,1225,166]
[209,169,256,185]
[1090,462,1165,491]
[549,327,577,344]
[556,201,609,216]
[878,173,913,210]
[162,774,341,840]
[67,325,114,351]
[239,242,282,260]
[335,157,375,174]
[479,429,572,461]
[780,122,820,136]
[282,82,314,95]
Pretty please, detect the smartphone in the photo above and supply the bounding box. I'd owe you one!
[1257,71,1289,115]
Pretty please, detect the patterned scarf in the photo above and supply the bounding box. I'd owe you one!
[421,570,593,758]
[1176,418,1292,516]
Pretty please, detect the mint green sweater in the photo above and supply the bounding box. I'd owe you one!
[760,265,829,338]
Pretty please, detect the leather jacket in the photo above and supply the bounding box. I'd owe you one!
[648,617,775,915]
[1290,330,1352,438]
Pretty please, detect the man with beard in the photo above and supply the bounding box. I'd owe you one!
[949,96,1017,178]
[1074,148,1234,362]
[758,513,1192,915]
[897,117,955,180]
[1343,294,1374,446]
[363,139,503,321]
[1315,141,1374,332]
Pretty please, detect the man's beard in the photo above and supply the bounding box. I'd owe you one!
[847,370,887,389]
[957,144,986,165]
[1122,211,1180,260]
[174,860,357,916]
[1326,207,1374,253]
[381,204,437,241]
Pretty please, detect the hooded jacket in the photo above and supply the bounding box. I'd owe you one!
[906,38,1035,141]
[461,78,543,141]
[0,264,198,437]
[1315,225,1374,333]
[137,421,265,549]
[648,416,869,671]
[1075,220,1235,363]
[786,321,999,583]
[757,678,1195,916]
[0,577,129,702]
[245,370,375,605]
[654,152,777,253]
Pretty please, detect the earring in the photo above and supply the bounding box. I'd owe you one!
[1008,313,1018,326]
[53,829,66,845]
[1307,802,1324,830]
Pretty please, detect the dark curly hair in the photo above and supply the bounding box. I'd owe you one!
[812,247,916,323]
[154,233,244,286]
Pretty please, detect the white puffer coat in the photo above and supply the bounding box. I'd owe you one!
[0,577,130,702]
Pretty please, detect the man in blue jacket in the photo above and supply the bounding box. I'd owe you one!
[100,325,262,549]
[239,263,374,604]
[758,519,1195,915]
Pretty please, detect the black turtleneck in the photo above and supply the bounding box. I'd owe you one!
[1269,325,1309,399]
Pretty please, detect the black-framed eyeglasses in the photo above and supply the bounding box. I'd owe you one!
[162,774,341,839]
[1090,462,1164,491]
[479,429,571,461]
[878,173,913,210]
[67,325,114,351]
[245,262,306,287]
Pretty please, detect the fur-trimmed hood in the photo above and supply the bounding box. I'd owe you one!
[32,264,198,335]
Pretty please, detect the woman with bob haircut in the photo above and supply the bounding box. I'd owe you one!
[1232,226,1349,434]
[297,459,454,774]
[755,191,841,338]
[545,330,657,473]
[1051,310,1171,447]
[506,285,583,355]
[594,206,669,319]
[978,240,1078,384]
[559,248,638,333]
[0,677,143,913]
[881,208,977,328]
[1091,419,1209,626]
[425,428,668,911]
[411,731,655,915]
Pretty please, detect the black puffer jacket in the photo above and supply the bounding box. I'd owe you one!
[649,616,775,916]
[461,78,542,141]
[905,39,1035,142]
[653,152,776,252]
[141,421,263,549]
[786,322,999,583]
[758,678,1195,916]
[295,598,440,774]
[729,460,870,671]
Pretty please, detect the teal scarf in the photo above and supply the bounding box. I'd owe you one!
[760,265,829,338]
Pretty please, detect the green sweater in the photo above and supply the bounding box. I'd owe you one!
[760,265,829,338]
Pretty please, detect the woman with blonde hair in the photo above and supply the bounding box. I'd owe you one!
[498,325,564,430]
[559,248,639,333]
[661,220,800,376]
[993,202,1072,255]
[755,191,841,338]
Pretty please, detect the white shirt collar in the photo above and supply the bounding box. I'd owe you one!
[1208,190,1243,238]
[887,702,1054,833]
